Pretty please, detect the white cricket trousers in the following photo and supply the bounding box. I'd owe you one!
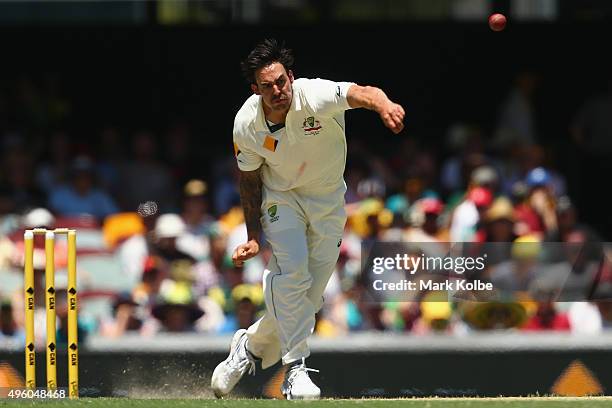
[246,183,346,369]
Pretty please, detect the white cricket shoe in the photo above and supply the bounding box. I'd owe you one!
[281,358,321,400]
[211,329,257,398]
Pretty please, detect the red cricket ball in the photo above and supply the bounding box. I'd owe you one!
[489,13,507,32]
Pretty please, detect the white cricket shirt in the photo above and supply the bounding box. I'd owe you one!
[233,78,354,192]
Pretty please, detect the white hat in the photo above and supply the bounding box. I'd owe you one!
[154,214,186,238]
[471,166,498,186]
[22,208,55,229]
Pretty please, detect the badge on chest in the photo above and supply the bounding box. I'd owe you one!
[302,116,322,136]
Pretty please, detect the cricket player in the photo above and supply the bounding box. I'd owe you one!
[211,38,405,400]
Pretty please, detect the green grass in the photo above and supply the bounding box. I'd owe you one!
[2,398,612,408]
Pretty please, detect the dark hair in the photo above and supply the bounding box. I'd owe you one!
[241,38,294,85]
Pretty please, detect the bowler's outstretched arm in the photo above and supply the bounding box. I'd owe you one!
[347,85,405,134]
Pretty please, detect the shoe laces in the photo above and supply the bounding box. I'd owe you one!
[287,358,319,384]
[229,356,256,377]
[227,337,257,378]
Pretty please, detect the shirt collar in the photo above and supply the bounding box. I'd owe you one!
[253,84,302,133]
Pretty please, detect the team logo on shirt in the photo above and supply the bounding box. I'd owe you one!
[302,116,322,136]
[268,205,279,223]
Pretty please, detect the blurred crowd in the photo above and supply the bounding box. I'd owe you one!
[1,72,612,347]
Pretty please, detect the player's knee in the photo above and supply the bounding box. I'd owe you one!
[271,268,312,293]
[264,271,313,313]
[278,250,309,279]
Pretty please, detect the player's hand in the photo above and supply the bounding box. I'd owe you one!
[232,239,260,267]
[379,102,405,134]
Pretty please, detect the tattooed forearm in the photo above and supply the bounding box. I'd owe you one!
[239,168,263,241]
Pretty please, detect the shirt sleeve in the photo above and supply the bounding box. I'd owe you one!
[306,78,355,117]
[233,135,264,172]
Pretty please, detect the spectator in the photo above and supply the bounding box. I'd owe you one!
[483,197,516,242]
[522,287,571,332]
[514,167,557,237]
[48,156,119,221]
[544,196,600,244]
[119,131,176,213]
[99,292,144,338]
[560,231,601,299]
[357,177,386,202]
[153,214,187,257]
[480,196,516,260]
[591,283,612,330]
[150,281,204,333]
[352,275,385,331]
[568,283,612,334]
[103,212,148,286]
[531,230,601,302]
[179,179,218,269]
[181,179,215,237]
[132,256,167,308]
[404,198,449,255]
[412,294,455,335]
[450,186,493,242]
[218,284,264,333]
[490,235,541,293]
[470,165,500,195]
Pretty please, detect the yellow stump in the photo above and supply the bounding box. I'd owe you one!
[24,230,35,389]
[45,231,57,390]
[67,230,79,398]
[24,228,78,396]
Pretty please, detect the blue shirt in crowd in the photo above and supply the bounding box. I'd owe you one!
[48,186,119,220]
